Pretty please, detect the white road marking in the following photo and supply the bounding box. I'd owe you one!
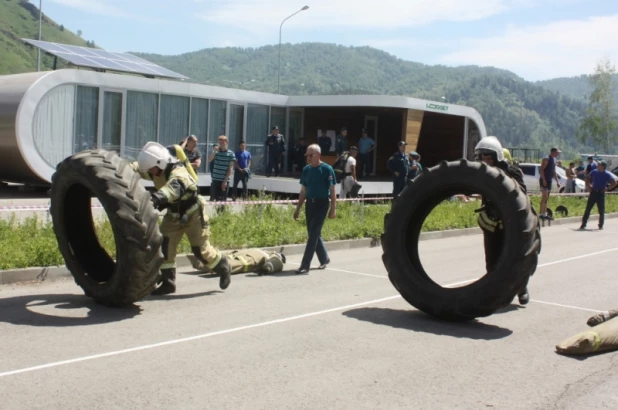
[529,300,602,313]
[2,248,617,378]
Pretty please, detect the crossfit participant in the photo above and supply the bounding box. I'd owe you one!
[474,136,532,305]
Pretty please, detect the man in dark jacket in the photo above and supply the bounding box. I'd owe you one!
[386,141,409,196]
[264,126,285,177]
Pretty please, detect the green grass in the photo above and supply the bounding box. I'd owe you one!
[0,195,616,270]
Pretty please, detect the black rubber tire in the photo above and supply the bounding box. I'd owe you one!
[381,159,541,321]
[50,150,164,307]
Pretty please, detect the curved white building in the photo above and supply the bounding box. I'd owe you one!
[0,68,487,191]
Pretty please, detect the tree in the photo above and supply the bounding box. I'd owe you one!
[59,24,64,32]
[77,29,82,37]
[577,59,618,152]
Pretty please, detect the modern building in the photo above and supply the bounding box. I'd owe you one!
[0,43,488,194]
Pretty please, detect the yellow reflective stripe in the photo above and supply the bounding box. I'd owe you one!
[161,262,176,269]
[591,332,602,352]
[235,255,250,272]
[206,252,222,270]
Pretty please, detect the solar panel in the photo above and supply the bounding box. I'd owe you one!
[23,39,189,81]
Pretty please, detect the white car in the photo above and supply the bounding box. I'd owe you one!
[517,163,585,193]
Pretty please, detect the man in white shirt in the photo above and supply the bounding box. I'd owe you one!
[340,146,359,199]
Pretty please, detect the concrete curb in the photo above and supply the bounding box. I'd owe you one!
[1,212,614,286]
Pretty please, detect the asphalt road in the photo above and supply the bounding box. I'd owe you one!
[1,219,617,409]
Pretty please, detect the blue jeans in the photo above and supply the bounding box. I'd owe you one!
[582,190,606,227]
[300,198,330,270]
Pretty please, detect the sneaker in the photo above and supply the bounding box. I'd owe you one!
[579,225,586,230]
[295,268,308,275]
[599,225,603,230]
[318,260,330,269]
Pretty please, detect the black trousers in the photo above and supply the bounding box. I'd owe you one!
[483,228,528,295]
[211,180,228,202]
[266,152,281,176]
[582,190,606,227]
[232,171,249,200]
[393,176,406,196]
[300,198,330,270]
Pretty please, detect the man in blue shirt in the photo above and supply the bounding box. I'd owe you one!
[293,144,337,274]
[232,140,252,201]
[357,128,375,179]
[579,160,617,230]
[386,141,410,196]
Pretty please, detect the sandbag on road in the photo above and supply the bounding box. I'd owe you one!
[556,315,618,356]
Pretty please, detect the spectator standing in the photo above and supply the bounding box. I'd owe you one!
[180,135,202,170]
[317,129,332,154]
[387,141,410,196]
[293,138,308,175]
[211,135,236,202]
[293,144,337,274]
[264,126,285,177]
[340,146,359,199]
[539,147,561,220]
[407,151,422,181]
[357,129,375,179]
[585,156,598,176]
[232,140,252,201]
[579,161,617,230]
[575,160,586,180]
[565,162,576,193]
[335,127,349,156]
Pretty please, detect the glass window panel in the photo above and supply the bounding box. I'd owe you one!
[286,110,302,173]
[125,91,158,161]
[208,99,227,142]
[246,104,269,175]
[74,85,99,152]
[190,98,209,173]
[228,104,244,150]
[102,91,122,153]
[33,84,75,167]
[158,94,190,148]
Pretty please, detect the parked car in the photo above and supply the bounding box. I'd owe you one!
[517,163,585,193]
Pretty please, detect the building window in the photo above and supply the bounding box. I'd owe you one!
[158,94,190,148]
[206,100,227,174]
[74,86,99,153]
[102,91,123,153]
[32,84,76,167]
[228,104,244,150]
[190,98,209,173]
[125,91,158,160]
[247,104,269,174]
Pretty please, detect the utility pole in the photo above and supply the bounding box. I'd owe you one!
[277,5,309,94]
[37,0,42,71]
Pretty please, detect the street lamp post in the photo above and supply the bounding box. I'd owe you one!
[277,5,309,94]
[37,0,42,71]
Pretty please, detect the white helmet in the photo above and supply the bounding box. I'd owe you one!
[137,142,176,173]
[474,136,504,163]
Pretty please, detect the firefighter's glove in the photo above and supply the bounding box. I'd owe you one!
[150,192,167,210]
[477,210,503,233]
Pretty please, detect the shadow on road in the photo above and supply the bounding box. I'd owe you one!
[342,307,512,340]
[0,294,141,327]
[146,290,223,300]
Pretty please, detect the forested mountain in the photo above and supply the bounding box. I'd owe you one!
[135,43,592,157]
[537,74,618,104]
[1,0,610,158]
[0,0,92,74]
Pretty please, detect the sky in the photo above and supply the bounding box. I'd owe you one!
[41,0,618,82]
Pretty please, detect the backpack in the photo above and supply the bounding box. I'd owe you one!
[333,151,350,183]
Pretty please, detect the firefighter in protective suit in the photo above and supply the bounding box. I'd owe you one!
[133,142,233,295]
[475,137,530,305]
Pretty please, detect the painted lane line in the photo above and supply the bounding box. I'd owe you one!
[0,274,480,379]
[0,295,399,378]
[529,300,602,313]
[537,247,618,268]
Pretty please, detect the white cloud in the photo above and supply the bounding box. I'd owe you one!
[199,0,508,30]
[49,0,167,23]
[439,14,618,81]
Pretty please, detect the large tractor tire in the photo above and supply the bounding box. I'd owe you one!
[50,150,164,307]
[381,159,540,321]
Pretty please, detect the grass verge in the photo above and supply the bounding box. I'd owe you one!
[0,195,615,270]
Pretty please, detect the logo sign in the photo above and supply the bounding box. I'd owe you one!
[426,103,449,112]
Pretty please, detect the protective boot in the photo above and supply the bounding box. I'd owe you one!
[518,287,530,305]
[151,268,176,295]
[587,309,618,327]
[213,255,232,290]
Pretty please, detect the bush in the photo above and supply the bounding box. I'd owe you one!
[0,195,616,270]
